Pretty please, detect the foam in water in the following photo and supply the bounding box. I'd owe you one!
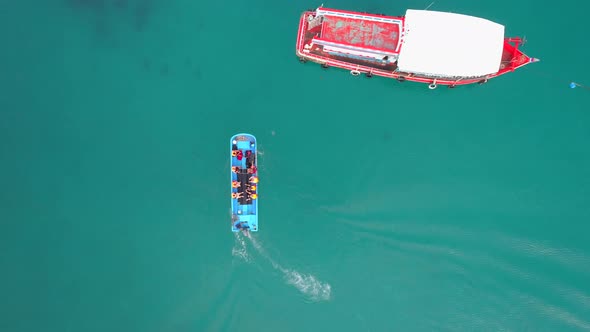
[238,233,332,302]
[282,268,332,302]
[231,232,251,262]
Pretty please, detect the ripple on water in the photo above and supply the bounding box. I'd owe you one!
[328,211,590,331]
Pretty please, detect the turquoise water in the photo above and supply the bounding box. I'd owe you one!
[1,0,589,331]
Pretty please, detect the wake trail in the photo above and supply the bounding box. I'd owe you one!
[231,232,251,262]
[247,235,332,302]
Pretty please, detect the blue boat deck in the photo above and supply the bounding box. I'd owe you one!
[230,133,258,232]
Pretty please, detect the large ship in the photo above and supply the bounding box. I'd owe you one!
[295,6,539,89]
[230,133,258,233]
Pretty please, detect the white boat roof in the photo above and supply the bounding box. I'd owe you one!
[397,9,505,77]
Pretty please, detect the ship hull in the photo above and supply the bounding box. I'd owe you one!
[296,8,539,89]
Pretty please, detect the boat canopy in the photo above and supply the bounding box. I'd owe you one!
[397,9,505,77]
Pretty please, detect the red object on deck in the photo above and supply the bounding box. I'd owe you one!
[320,16,400,52]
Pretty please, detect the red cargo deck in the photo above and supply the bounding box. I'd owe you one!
[319,15,401,52]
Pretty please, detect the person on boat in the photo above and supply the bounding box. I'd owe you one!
[245,150,254,168]
[232,149,243,159]
[248,165,257,174]
[232,181,241,188]
[231,166,240,173]
[234,220,250,228]
[235,221,250,236]
[250,185,256,192]
[249,176,258,184]
[251,193,258,200]
[231,192,243,199]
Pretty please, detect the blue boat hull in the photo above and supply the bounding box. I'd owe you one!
[230,133,258,232]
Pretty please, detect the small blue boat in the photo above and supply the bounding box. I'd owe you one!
[230,133,258,233]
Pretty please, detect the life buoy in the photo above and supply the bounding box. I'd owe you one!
[428,83,437,90]
[350,70,360,76]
